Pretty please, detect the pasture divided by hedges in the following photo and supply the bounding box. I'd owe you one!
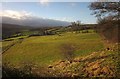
[3,31,104,67]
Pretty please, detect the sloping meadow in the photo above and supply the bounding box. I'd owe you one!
[3,32,114,77]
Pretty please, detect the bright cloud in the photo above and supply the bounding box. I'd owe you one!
[60,17,73,22]
[0,10,72,22]
[1,10,70,27]
[39,0,50,6]
[0,10,32,19]
[52,17,75,22]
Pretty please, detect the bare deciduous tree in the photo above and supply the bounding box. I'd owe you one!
[89,1,120,42]
[89,2,120,19]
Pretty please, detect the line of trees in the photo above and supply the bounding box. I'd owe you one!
[68,21,93,33]
[89,2,120,43]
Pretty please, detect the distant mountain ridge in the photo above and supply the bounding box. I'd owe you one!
[1,16,71,27]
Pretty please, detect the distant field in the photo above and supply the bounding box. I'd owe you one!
[2,31,104,67]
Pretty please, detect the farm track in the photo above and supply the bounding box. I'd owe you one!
[2,39,23,54]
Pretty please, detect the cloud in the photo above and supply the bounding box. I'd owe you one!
[0,10,32,19]
[61,17,73,22]
[1,10,70,27]
[39,0,50,6]
[53,17,74,22]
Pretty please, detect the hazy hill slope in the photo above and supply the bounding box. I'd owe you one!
[2,23,31,39]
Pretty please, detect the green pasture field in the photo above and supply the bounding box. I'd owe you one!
[2,32,104,67]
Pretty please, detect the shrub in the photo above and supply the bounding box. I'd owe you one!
[96,19,119,43]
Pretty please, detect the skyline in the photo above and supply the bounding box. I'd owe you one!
[1,2,97,24]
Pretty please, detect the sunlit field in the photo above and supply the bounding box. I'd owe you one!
[2,1,120,78]
[3,31,104,67]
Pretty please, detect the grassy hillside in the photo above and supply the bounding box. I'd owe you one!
[3,31,104,66]
[2,31,119,77]
[2,23,31,39]
[2,23,65,40]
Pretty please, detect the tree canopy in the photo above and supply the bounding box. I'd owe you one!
[89,2,120,20]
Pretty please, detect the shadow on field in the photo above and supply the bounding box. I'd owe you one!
[60,43,77,62]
